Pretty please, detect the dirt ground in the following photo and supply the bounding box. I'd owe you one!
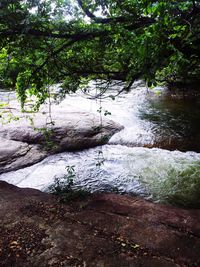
[0,181,200,267]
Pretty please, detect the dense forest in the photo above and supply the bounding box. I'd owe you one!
[0,0,200,108]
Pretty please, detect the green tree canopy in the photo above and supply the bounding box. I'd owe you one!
[0,0,200,107]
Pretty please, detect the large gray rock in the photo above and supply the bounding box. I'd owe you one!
[0,109,123,173]
[0,112,123,150]
[0,138,48,174]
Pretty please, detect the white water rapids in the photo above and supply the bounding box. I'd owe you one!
[1,82,200,207]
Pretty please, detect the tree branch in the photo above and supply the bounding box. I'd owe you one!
[77,0,155,25]
[0,27,108,39]
[0,14,155,41]
[28,29,110,84]
[77,0,96,20]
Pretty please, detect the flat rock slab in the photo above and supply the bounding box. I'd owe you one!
[0,181,199,267]
[0,112,123,148]
[0,108,123,173]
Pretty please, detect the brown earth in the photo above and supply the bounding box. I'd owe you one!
[0,181,200,267]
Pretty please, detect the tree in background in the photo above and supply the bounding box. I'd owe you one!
[0,0,200,108]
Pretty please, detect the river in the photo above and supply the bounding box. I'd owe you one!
[1,81,200,208]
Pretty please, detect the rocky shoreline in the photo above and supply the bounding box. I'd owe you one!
[0,93,200,266]
[0,181,199,267]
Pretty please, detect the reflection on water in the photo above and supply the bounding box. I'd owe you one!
[140,97,200,151]
[1,83,200,208]
[52,83,200,151]
[1,83,200,151]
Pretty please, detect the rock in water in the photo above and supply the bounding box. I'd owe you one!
[0,138,48,174]
[0,111,123,173]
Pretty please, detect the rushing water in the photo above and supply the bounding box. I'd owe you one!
[1,83,200,208]
[0,89,16,102]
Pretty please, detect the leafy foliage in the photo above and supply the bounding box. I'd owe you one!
[49,165,90,202]
[0,0,200,107]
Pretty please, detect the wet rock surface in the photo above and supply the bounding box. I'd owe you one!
[0,138,48,174]
[0,181,199,267]
[0,108,123,173]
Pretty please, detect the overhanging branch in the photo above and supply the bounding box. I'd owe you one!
[0,27,108,39]
[77,0,155,25]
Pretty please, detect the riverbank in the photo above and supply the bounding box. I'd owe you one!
[0,181,199,267]
[1,86,200,209]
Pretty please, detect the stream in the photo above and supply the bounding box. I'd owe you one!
[1,81,200,208]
